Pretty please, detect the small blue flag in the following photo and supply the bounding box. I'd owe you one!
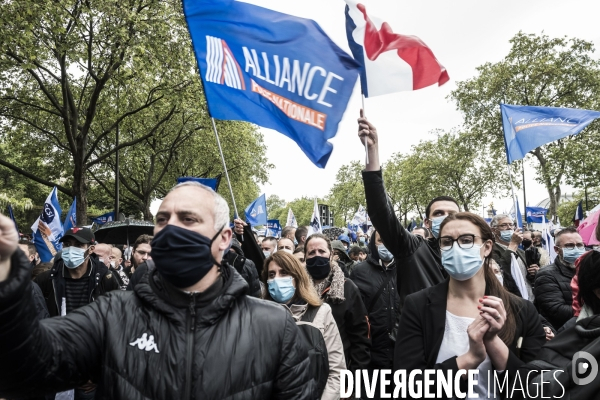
[31,187,63,262]
[177,176,220,191]
[501,104,600,164]
[244,194,267,226]
[92,211,115,226]
[7,204,18,233]
[63,198,77,233]
[266,219,282,238]
[525,206,549,223]
[515,198,523,229]
[183,0,360,168]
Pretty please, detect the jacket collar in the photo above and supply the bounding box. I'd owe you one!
[554,256,576,277]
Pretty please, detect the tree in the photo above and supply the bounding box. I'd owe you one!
[266,194,286,215]
[0,0,197,222]
[450,32,600,218]
[327,160,365,226]
[556,189,600,227]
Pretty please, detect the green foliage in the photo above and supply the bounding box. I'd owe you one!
[556,189,600,227]
[327,161,365,226]
[450,32,600,218]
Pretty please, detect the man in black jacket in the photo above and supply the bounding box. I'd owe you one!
[0,182,314,400]
[357,114,459,309]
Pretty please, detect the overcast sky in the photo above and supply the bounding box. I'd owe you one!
[228,0,599,217]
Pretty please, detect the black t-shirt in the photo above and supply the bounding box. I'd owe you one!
[64,275,90,314]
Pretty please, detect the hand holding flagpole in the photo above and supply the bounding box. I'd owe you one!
[358,109,380,171]
[361,94,368,164]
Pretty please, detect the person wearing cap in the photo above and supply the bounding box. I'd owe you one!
[34,227,120,318]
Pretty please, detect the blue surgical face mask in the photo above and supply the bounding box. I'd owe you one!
[293,238,298,246]
[500,230,514,243]
[268,277,295,303]
[441,244,484,281]
[62,246,87,269]
[562,247,586,264]
[431,216,447,238]
[377,244,394,262]
[359,237,366,244]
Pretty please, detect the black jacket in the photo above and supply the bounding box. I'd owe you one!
[228,239,262,298]
[350,255,399,369]
[31,281,50,320]
[492,243,526,298]
[534,257,575,330]
[0,249,315,400]
[35,253,120,317]
[394,279,546,399]
[126,261,148,291]
[362,169,447,309]
[320,278,371,370]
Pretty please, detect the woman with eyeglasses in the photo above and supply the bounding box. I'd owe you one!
[394,212,545,399]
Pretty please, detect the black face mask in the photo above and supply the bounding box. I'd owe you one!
[522,239,532,248]
[151,224,223,288]
[305,256,331,280]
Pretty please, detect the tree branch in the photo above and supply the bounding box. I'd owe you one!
[0,159,73,196]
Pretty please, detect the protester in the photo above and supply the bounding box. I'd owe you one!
[293,245,306,267]
[261,251,345,400]
[532,231,545,248]
[93,243,113,268]
[18,239,39,267]
[17,240,49,322]
[0,182,315,399]
[534,227,585,330]
[358,114,459,310]
[395,212,545,398]
[109,246,129,290]
[32,261,52,279]
[303,233,371,371]
[350,230,400,377]
[295,226,308,247]
[522,230,550,267]
[348,245,366,262]
[337,234,350,251]
[490,214,534,300]
[278,237,295,253]
[281,226,297,243]
[226,237,262,298]
[411,227,429,239]
[331,240,351,277]
[261,236,278,258]
[125,234,154,290]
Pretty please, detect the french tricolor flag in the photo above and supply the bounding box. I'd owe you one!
[344,0,449,97]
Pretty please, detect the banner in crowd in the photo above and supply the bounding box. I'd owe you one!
[183,0,360,168]
[31,187,63,263]
[501,104,600,164]
[266,219,282,238]
[63,198,77,232]
[344,0,449,97]
[350,205,367,226]
[525,206,549,224]
[177,176,221,191]
[245,194,267,226]
[286,208,298,228]
[308,197,322,236]
[92,211,115,226]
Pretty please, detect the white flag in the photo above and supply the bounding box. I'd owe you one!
[308,198,322,236]
[541,218,557,264]
[350,205,367,226]
[286,208,298,228]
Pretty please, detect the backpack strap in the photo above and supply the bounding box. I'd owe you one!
[301,305,320,323]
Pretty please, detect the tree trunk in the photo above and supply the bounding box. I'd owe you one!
[73,137,88,225]
[142,196,153,222]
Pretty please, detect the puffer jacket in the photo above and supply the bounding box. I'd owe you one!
[286,302,345,400]
[534,256,575,330]
[228,238,262,298]
[350,255,399,369]
[0,249,315,400]
[362,169,447,310]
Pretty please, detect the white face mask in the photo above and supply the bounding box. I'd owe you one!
[110,261,116,268]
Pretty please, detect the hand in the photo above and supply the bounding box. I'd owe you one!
[527,264,540,276]
[38,221,52,237]
[510,228,523,245]
[544,326,555,341]
[357,109,378,148]
[233,218,246,236]
[78,381,97,393]
[463,315,489,367]
[479,296,507,341]
[0,213,19,282]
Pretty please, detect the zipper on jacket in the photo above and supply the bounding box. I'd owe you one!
[184,296,196,400]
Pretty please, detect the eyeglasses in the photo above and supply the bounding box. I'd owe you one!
[439,234,482,251]
[559,244,585,250]
[495,223,515,230]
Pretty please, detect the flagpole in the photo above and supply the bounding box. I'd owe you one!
[506,164,520,228]
[521,159,527,222]
[211,117,240,221]
[361,93,369,164]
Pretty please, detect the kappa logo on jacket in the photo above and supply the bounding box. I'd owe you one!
[129,333,159,353]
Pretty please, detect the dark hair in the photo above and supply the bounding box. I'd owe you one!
[32,262,52,279]
[412,227,430,239]
[576,251,600,314]
[554,226,579,246]
[293,245,304,255]
[295,226,308,243]
[304,233,332,258]
[348,245,366,256]
[19,239,37,258]
[133,234,153,251]
[440,212,518,345]
[425,196,460,219]
[281,226,296,238]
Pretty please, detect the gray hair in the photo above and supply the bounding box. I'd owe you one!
[490,214,513,228]
[170,181,230,231]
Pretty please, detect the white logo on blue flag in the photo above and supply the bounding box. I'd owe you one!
[205,36,245,90]
[31,187,63,263]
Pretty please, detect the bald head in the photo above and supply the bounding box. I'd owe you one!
[94,243,113,267]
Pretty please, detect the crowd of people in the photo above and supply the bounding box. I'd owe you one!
[0,114,599,399]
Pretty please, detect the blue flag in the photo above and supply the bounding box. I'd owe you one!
[244,194,267,226]
[266,219,282,238]
[63,198,77,233]
[92,211,115,226]
[177,176,220,191]
[183,0,360,168]
[516,198,523,229]
[7,204,18,233]
[526,206,549,223]
[31,187,63,262]
[501,104,600,164]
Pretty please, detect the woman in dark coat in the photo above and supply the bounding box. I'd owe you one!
[395,212,546,399]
